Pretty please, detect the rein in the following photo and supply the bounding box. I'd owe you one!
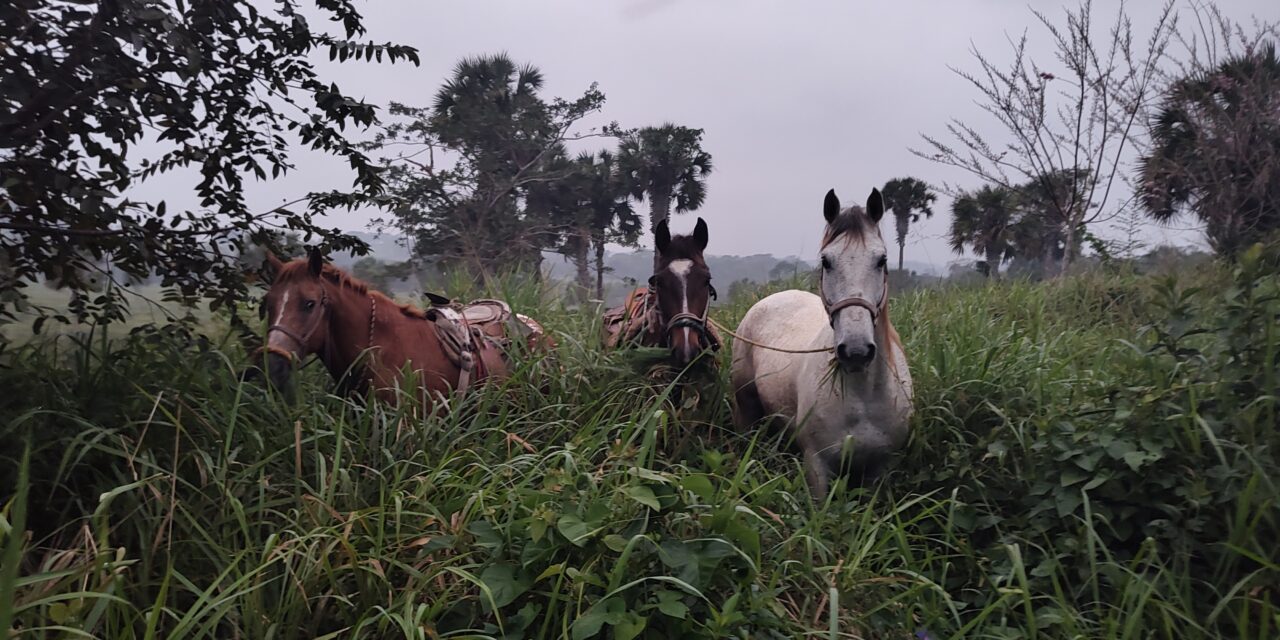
[708,268,890,355]
[707,318,834,354]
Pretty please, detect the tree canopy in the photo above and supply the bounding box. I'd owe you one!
[949,185,1019,279]
[881,177,937,271]
[368,54,617,285]
[1139,43,1280,256]
[0,0,419,331]
[616,124,713,269]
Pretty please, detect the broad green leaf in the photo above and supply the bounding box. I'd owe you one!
[557,514,597,546]
[603,534,630,552]
[623,485,660,510]
[680,474,715,501]
[656,590,688,619]
[614,612,647,640]
[530,518,548,543]
[571,597,624,640]
[479,563,531,609]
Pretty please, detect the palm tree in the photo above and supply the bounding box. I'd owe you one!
[950,185,1019,279]
[616,124,713,270]
[428,54,557,279]
[431,54,549,159]
[583,151,641,298]
[1138,44,1280,257]
[881,177,938,271]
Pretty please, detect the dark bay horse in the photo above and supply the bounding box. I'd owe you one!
[259,249,549,406]
[602,217,721,367]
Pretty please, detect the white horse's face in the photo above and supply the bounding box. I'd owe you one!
[819,188,888,373]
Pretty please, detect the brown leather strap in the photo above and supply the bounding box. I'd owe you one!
[665,310,721,352]
[824,296,880,322]
[819,269,887,325]
[457,359,471,394]
[267,287,329,350]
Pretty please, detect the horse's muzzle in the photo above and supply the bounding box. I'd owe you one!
[673,341,701,367]
[266,351,296,392]
[836,339,876,372]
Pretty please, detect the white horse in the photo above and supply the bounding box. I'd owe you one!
[730,188,913,498]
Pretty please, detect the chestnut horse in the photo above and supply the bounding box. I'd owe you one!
[259,249,547,406]
[602,218,720,367]
[731,189,913,499]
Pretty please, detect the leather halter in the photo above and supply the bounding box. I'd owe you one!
[650,280,720,352]
[820,269,887,327]
[263,287,376,368]
[267,286,331,354]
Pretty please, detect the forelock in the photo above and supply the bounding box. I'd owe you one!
[822,205,874,247]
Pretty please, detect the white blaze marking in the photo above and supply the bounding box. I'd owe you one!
[668,260,693,347]
[275,291,290,325]
[266,290,292,351]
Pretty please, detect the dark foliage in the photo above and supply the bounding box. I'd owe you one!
[367,55,611,283]
[0,0,418,332]
[1139,43,1280,256]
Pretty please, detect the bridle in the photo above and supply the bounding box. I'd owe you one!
[819,266,888,327]
[266,285,331,358]
[262,285,378,366]
[648,276,721,352]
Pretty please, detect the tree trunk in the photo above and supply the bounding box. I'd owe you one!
[594,234,606,300]
[984,246,1001,280]
[574,226,591,301]
[1059,224,1077,277]
[649,186,672,272]
[894,213,911,271]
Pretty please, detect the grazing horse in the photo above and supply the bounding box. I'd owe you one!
[259,249,549,406]
[602,217,721,367]
[730,188,913,498]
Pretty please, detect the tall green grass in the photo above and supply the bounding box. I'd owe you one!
[2,248,1277,638]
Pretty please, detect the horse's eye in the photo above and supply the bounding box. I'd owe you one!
[820,256,832,271]
[876,255,888,270]
[304,299,316,310]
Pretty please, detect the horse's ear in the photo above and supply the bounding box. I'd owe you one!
[654,219,671,254]
[307,246,324,277]
[824,189,840,224]
[262,252,285,283]
[693,217,708,252]
[866,188,885,223]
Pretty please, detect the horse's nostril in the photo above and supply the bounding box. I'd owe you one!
[837,341,876,365]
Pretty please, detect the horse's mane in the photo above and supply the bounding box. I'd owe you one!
[275,260,427,319]
[822,205,876,247]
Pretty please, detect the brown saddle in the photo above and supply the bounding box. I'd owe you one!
[602,286,723,359]
[424,294,550,393]
[602,287,660,349]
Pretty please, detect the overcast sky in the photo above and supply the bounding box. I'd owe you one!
[210,0,1276,271]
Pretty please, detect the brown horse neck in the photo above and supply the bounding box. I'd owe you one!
[321,285,461,396]
[311,286,363,385]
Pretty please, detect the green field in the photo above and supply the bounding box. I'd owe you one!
[3,284,217,345]
[1,247,1277,639]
